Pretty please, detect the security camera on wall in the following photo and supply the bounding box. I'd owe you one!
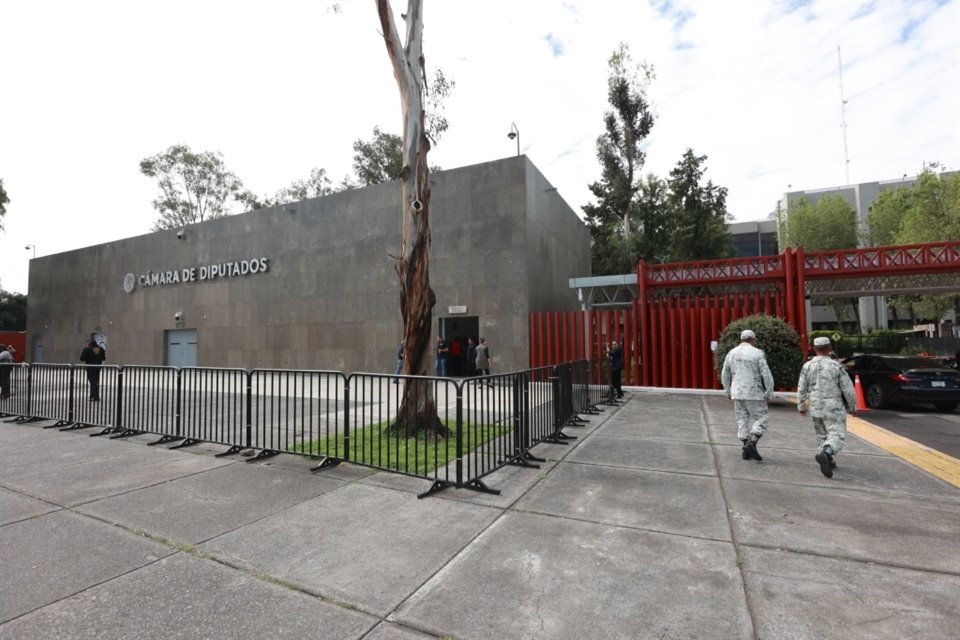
[174,311,182,321]
[177,228,184,239]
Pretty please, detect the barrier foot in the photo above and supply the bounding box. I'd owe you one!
[542,432,574,444]
[215,445,244,458]
[245,449,280,463]
[90,427,121,437]
[42,419,72,428]
[60,422,95,432]
[109,429,141,439]
[417,479,455,499]
[507,451,545,468]
[462,478,501,496]
[310,456,341,472]
[169,438,201,450]
[148,435,183,447]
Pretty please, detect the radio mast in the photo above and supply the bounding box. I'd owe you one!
[837,45,851,185]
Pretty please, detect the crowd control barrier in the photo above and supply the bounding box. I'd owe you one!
[1,359,604,497]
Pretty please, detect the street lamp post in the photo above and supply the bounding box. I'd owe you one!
[25,244,35,258]
[507,122,520,156]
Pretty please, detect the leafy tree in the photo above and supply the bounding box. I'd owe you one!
[664,149,733,262]
[896,170,960,244]
[0,178,8,231]
[633,174,671,264]
[779,193,860,329]
[140,144,253,231]
[583,43,656,274]
[0,289,27,330]
[353,127,403,186]
[866,185,911,246]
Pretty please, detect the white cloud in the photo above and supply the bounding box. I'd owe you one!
[2,0,957,294]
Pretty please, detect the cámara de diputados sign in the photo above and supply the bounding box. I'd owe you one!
[123,257,270,293]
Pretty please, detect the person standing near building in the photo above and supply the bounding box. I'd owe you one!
[607,340,624,399]
[466,337,477,377]
[797,336,857,478]
[79,338,106,401]
[721,329,775,461]
[0,345,14,400]
[435,335,449,377]
[475,337,492,383]
[393,340,404,383]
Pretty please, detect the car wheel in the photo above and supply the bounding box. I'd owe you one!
[866,384,886,409]
[934,402,959,413]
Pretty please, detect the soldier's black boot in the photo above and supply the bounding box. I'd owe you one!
[740,439,750,460]
[745,434,763,461]
[815,446,834,478]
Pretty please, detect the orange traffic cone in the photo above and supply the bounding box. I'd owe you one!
[854,374,869,412]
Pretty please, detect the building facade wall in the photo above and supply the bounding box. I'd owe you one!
[25,157,590,374]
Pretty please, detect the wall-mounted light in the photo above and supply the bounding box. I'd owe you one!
[177,228,185,240]
[25,244,36,258]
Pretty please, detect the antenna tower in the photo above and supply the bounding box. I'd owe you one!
[837,45,850,185]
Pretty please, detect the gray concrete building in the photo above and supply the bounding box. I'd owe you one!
[24,156,591,374]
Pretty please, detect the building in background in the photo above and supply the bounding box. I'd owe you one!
[24,156,590,373]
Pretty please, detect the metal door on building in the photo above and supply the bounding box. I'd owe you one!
[165,329,197,367]
[31,335,43,363]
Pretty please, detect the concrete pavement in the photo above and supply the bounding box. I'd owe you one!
[1,392,958,639]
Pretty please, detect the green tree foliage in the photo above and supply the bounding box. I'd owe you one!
[866,170,960,323]
[0,177,8,230]
[779,194,858,252]
[665,149,733,262]
[583,43,656,274]
[353,127,404,186]
[140,144,253,231]
[0,289,27,330]
[715,314,804,390]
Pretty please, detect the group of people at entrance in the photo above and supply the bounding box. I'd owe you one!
[721,329,856,478]
[394,336,491,379]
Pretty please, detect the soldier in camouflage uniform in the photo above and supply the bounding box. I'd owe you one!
[721,329,775,461]
[797,336,857,478]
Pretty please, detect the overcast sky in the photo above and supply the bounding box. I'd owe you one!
[2,0,958,295]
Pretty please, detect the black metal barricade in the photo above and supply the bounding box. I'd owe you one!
[4,359,609,497]
[0,364,31,419]
[72,364,121,433]
[249,369,346,466]
[121,366,181,443]
[178,367,247,450]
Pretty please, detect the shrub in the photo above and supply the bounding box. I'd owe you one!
[716,314,804,390]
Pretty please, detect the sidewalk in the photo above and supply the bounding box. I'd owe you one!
[1,392,958,639]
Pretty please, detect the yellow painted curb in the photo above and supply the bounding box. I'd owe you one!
[784,396,960,488]
[846,415,960,489]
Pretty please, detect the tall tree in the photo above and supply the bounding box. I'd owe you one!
[583,43,656,274]
[0,289,27,330]
[353,126,404,186]
[140,144,253,231]
[664,149,733,262]
[866,185,911,246]
[376,0,447,437]
[0,177,8,231]
[779,193,860,328]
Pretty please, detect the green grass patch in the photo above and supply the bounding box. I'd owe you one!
[289,418,509,476]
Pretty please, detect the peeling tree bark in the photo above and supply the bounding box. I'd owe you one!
[376,0,449,438]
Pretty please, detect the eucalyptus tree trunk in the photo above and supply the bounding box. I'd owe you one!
[376,0,449,438]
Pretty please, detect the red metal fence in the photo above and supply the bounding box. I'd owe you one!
[530,241,960,390]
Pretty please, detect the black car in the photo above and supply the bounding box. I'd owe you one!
[841,355,960,413]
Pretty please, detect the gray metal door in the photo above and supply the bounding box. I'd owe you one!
[32,335,43,363]
[165,329,197,367]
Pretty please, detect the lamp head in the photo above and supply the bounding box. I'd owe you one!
[507,131,517,140]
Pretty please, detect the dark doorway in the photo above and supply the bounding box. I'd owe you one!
[440,316,479,377]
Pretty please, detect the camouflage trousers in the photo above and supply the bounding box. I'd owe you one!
[734,399,769,441]
[811,411,847,453]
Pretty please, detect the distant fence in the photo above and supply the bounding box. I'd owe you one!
[0,360,615,497]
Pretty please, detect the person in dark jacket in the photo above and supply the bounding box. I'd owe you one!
[393,340,404,383]
[466,337,477,377]
[0,345,14,400]
[607,340,624,399]
[79,339,106,401]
